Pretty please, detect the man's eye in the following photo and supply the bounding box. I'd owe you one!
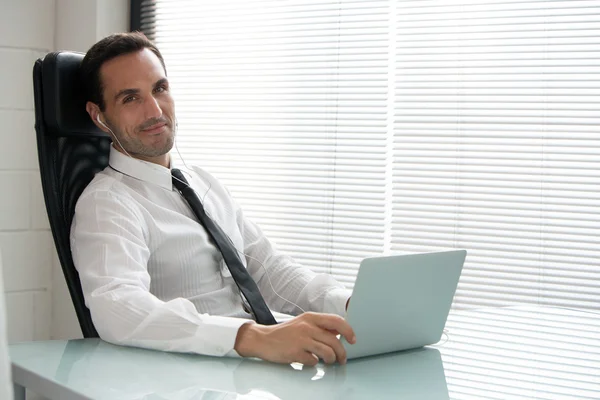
[123,96,136,103]
[154,86,167,93]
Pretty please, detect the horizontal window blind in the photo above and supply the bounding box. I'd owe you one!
[137,0,600,308]
[392,0,600,309]
[139,0,390,287]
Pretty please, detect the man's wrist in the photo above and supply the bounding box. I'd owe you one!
[234,321,262,358]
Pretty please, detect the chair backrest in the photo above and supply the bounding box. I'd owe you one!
[33,51,112,338]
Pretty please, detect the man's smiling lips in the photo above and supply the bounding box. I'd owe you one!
[140,122,167,135]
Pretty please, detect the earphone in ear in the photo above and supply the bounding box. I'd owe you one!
[96,115,108,129]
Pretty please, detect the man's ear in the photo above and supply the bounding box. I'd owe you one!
[86,102,107,132]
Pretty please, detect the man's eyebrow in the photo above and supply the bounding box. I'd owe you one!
[114,88,139,101]
[154,78,169,88]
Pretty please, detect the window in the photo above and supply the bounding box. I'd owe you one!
[135,0,600,310]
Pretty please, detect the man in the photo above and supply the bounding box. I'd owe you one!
[72,32,355,366]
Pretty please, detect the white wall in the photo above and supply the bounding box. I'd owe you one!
[0,0,129,345]
[0,0,56,344]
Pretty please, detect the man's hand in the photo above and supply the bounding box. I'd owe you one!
[234,312,356,366]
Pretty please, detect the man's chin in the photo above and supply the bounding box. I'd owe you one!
[123,142,174,159]
[143,137,174,156]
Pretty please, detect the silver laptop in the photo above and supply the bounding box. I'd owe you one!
[343,249,466,359]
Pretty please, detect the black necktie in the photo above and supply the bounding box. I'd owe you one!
[171,168,277,325]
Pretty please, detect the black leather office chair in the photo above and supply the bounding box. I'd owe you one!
[33,51,111,338]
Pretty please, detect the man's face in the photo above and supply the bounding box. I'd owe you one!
[94,48,176,163]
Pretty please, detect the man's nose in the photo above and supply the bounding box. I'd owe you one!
[144,96,163,119]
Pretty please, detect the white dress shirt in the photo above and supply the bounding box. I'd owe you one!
[71,146,351,357]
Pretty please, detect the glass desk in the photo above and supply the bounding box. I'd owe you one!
[9,307,600,399]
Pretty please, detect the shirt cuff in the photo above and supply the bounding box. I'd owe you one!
[322,288,353,317]
[197,316,252,357]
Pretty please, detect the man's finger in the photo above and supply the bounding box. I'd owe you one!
[310,314,356,344]
[297,351,319,366]
[313,328,347,364]
[306,341,337,364]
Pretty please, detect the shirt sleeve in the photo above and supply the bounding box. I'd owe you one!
[235,207,352,317]
[71,190,250,357]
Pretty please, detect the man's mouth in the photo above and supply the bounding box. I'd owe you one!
[141,122,168,134]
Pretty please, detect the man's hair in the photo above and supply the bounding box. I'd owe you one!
[80,31,166,111]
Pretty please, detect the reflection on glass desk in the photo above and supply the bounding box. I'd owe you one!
[9,307,600,400]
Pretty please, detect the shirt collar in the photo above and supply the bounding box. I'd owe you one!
[108,145,174,190]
